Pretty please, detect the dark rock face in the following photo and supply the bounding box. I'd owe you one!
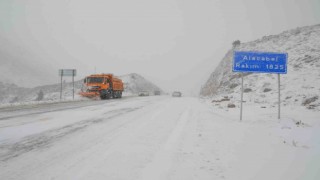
[302,96,318,106]
[227,103,236,108]
[243,88,252,93]
[263,88,272,92]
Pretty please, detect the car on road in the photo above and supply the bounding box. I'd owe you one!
[154,90,161,95]
[138,91,149,96]
[172,91,182,97]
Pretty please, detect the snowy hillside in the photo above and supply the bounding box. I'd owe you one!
[120,73,163,95]
[0,82,29,104]
[200,24,320,110]
[0,80,84,105]
[0,73,163,105]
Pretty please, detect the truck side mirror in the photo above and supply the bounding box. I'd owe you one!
[84,79,86,83]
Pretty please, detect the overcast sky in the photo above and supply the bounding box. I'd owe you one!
[0,0,319,92]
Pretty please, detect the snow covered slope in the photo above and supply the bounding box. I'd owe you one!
[0,82,29,104]
[120,73,163,95]
[0,73,163,105]
[200,24,320,110]
[0,80,84,104]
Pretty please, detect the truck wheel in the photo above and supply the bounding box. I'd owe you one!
[105,93,111,99]
[100,90,105,100]
[100,90,110,100]
[106,90,112,99]
[113,91,118,98]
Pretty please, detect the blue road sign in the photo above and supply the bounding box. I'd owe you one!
[233,51,287,74]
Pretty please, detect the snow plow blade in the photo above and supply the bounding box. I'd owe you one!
[79,92,100,98]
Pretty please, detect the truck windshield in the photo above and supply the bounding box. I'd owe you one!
[87,77,104,83]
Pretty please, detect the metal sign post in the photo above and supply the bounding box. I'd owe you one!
[233,51,287,121]
[72,70,75,100]
[240,73,244,121]
[278,74,280,119]
[60,74,63,100]
[59,69,77,100]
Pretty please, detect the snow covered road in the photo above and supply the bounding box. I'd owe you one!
[0,96,319,180]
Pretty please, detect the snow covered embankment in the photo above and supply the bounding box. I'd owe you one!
[201,24,320,110]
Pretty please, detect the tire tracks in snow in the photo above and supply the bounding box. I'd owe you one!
[0,107,141,162]
[48,99,171,180]
[141,106,191,180]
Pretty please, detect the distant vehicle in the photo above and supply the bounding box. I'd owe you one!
[79,74,124,100]
[154,90,161,95]
[172,91,182,97]
[138,91,149,96]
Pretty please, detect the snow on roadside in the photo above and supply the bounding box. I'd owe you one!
[196,98,320,180]
[0,96,319,179]
[0,95,88,109]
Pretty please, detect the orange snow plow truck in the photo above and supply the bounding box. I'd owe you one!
[80,74,124,99]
